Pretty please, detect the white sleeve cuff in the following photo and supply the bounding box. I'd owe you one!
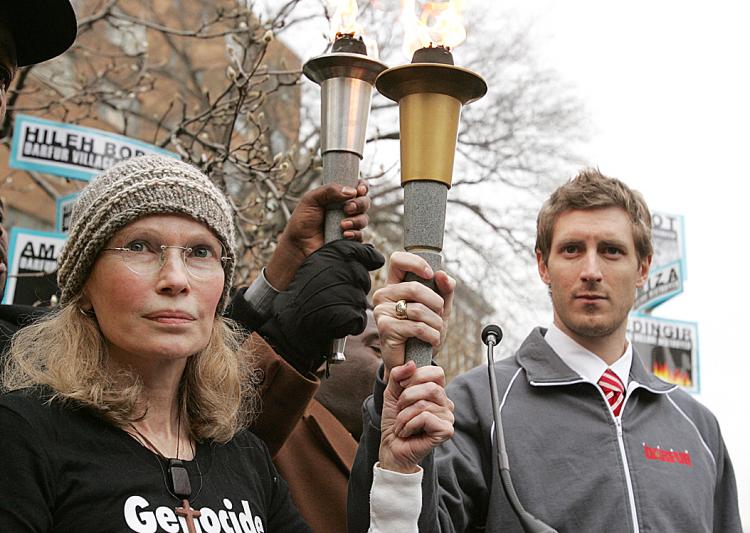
[242,267,280,320]
[367,462,423,533]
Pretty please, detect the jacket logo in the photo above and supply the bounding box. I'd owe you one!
[643,442,692,466]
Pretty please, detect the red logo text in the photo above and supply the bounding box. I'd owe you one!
[643,443,692,466]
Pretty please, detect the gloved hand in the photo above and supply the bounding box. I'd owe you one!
[260,239,385,375]
[264,180,371,292]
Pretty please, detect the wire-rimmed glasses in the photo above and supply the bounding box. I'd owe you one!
[102,239,228,280]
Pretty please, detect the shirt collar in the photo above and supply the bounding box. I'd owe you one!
[544,323,632,388]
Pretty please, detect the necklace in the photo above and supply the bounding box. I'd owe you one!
[129,417,203,533]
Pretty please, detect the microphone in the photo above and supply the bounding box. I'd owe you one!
[482,324,558,533]
[481,324,503,346]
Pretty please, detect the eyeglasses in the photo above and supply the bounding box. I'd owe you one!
[102,239,228,280]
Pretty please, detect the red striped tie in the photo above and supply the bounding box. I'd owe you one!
[598,369,625,417]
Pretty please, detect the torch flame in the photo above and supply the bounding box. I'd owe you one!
[327,0,379,58]
[328,0,364,40]
[400,0,467,58]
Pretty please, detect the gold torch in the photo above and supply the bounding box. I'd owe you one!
[303,1,387,364]
[377,0,486,367]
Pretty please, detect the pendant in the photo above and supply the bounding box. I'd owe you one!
[168,459,192,499]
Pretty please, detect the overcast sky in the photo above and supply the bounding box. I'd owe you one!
[482,0,750,521]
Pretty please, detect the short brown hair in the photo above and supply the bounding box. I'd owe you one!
[535,168,653,263]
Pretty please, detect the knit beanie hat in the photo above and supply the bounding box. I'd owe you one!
[57,155,236,312]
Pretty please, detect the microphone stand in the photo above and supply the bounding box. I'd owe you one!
[482,325,558,533]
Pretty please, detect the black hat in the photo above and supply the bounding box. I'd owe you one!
[6,0,78,67]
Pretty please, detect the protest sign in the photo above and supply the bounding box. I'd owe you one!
[55,192,79,233]
[9,114,178,181]
[2,228,67,306]
[635,212,686,311]
[628,313,699,393]
[635,260,683,310]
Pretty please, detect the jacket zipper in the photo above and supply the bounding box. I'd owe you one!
[613,414,639,533]
[534,378,649,531]
[613,382,676,532]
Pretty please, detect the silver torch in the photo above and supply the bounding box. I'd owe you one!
[303,17,387,364]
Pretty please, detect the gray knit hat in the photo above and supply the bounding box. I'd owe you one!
[57,155,236,312]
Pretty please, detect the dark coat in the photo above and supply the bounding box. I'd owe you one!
[274,399,356,533]
[250,345,355,533]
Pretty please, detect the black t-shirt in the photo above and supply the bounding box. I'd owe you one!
[0,388,311,532]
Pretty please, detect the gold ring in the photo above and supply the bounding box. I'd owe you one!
[395,299,408,320]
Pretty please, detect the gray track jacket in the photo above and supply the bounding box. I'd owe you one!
[348,328,742,532]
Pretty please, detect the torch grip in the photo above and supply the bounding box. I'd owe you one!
[403,250,442,368]
[323,151,361,243]
[322,151,362,363]
[402,180,448,368]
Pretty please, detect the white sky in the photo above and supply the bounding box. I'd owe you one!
[483,0,750,522]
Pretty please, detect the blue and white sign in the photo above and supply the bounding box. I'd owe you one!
[635,212,686,311]
[628,313,699,394]
[9,114,178,181]
[2,228,67,306]
[55,192,79,233]
[635,260,684,311]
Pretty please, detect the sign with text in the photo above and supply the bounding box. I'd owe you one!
[635,260,683,310]
[55,192,79,233]
[635,212,686,311]
[9,114,178,181]
[628,313,699,393]
[2,228,67,306]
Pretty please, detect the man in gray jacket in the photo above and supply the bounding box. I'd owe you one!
[348,169,742,532]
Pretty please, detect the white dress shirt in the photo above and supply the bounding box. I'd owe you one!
[544,323,632,416]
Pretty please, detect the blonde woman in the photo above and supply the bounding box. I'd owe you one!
[0,155,454,532]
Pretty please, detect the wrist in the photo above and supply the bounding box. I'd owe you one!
[378,438,420,474]
[240,268,279,326]
[266,234,307,291]
[378,455,421,474]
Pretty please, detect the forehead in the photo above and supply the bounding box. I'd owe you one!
[111,214,217,242]
[551,207,635,246]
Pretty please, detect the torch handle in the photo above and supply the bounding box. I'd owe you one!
[323,151,361,242]
[322,151,362,363]
[404,250,443,368]
[402,181,448,368]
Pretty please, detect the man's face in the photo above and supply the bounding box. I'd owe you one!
[537,207,651,345]
[315,310,381,440]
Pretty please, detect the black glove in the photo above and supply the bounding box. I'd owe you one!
[226,287,268,334]
[259,239,385,375]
